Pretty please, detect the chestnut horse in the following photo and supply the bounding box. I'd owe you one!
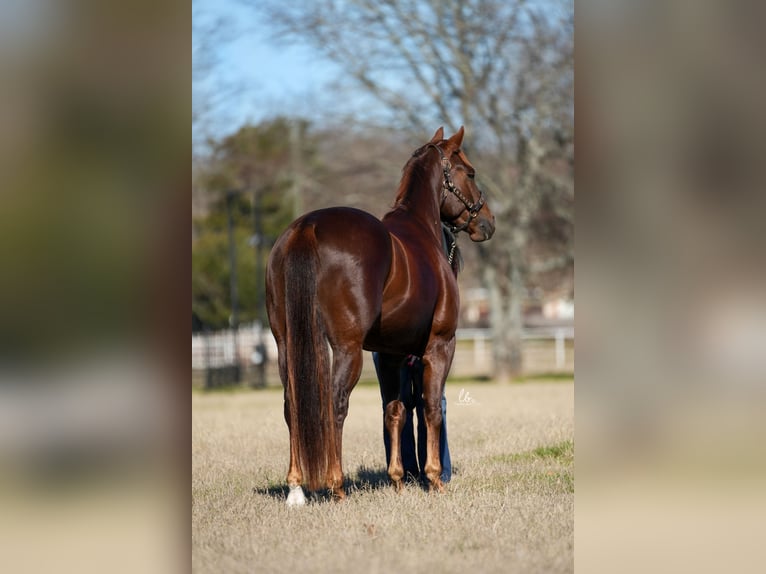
[265,127,495,505]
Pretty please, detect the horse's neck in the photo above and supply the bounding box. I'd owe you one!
[387,159,443,242]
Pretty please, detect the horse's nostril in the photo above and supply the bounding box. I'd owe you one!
[479,219,495,239]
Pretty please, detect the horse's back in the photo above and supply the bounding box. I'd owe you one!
[271,206,388,258]
[281,207,391,267]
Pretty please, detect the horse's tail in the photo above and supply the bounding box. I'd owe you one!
[283,227,333,491]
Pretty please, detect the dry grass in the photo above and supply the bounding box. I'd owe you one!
[192,381,573,573]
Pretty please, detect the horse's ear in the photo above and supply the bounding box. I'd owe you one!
[429,127,444,143]
[447,126,465,149]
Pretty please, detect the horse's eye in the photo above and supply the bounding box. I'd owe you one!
[467,173,475,180]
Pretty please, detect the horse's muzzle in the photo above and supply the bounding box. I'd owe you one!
[471,216,495,241]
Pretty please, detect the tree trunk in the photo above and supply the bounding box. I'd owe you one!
[506,264,525,380]
[484,250,524,384]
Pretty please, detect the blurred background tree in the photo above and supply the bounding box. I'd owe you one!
[192,119,311,328]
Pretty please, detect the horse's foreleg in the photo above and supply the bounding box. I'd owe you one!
[422,338,455,493]
[421,404,444,493]
[384,399,406,491]
[376,353,407,492]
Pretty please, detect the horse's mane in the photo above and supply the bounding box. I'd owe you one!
[392,144,437,207]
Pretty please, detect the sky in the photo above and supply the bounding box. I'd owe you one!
[193,0,342,140]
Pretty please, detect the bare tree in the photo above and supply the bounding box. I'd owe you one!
[252,0,573,381]
[193,3,247,156]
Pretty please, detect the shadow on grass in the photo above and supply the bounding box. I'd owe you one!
[348,465,455,494]
[347,465,391,492]
[251,466,427,503]
[251,483,290,500]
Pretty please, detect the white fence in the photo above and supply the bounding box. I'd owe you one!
[452,326,574,377]
[192,324,573,386]
[192,325,273,370]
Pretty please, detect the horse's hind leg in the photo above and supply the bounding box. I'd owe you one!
[275,334,306,506]
[326,345,364,500]
[285,408,306,506]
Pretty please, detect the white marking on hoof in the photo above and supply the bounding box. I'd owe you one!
[286,485,306,507]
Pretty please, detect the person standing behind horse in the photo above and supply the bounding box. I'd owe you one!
[371,223,462,485]
[373,353,452,484]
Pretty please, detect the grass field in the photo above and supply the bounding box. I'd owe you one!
[192,380,574,573]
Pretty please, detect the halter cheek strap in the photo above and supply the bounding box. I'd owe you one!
[427,144,485,234]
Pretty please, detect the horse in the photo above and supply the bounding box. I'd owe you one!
[265,126,495,506]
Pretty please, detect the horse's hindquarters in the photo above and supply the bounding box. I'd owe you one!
[266,206,393,499]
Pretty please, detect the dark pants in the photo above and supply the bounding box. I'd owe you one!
[373,353,452,483]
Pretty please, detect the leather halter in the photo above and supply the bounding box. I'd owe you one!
[427,143,486,234]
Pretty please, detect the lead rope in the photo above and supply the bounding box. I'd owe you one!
[442,223,460,273]
[448,238,457,267]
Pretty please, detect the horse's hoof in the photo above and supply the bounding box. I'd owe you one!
[331,489,346,502]
[286,485,306,507]
[429,480,445,494]
[393,480,403,493]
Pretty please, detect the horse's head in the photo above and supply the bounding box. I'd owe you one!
[428,127,495,242]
